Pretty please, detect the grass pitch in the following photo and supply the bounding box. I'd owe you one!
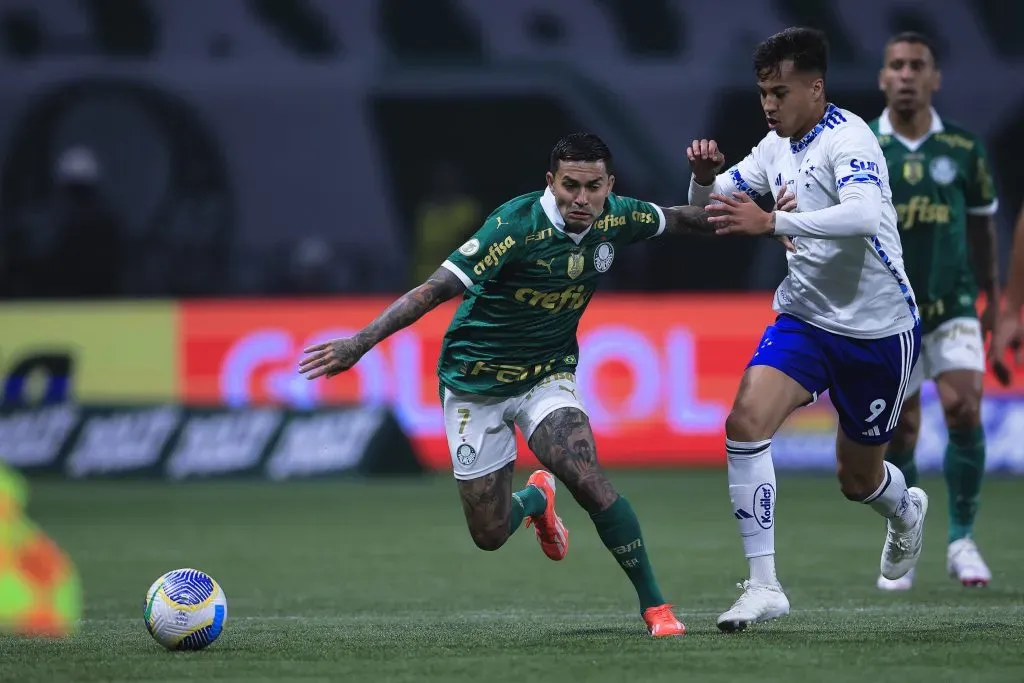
[2,470,1022,682]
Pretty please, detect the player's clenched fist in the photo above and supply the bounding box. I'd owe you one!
[298,337,367,379]
[687,139,725,184]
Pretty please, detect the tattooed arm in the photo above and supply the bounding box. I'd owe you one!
[660,205,714,235]
[660,189,798,250]
[298,266,465,379]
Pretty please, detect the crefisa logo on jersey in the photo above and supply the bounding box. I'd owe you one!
[456,443,477,467]
[929,156,958,186]
[593,242,615,273]
[754,483,775,529]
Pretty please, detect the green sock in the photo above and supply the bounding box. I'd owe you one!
[590,496,666,612]
[944,426,986,543]
[508,484,547,535]
[885,447,919,488]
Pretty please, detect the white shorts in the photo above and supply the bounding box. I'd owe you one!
[441,372,587,480]
[906,317,986,397]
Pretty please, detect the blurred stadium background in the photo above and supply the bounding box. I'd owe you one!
[1,1,1023,680]
[2,0,1023,476]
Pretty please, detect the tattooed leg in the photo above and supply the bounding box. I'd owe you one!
[456,463,516,551]
[529,408,668,611]
[527,408,617,513]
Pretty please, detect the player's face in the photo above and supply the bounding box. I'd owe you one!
[757,59,824,139]
[545,161,615,232]
[879,41,940,115]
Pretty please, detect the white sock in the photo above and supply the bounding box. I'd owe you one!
[726,438,778,585]
[863,461,920,531]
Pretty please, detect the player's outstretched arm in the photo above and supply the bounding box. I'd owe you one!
[1003,203,1024,313]
[298,266,465,379]
[713,126,887,239]
[990,203,1024,368]
[967,212,1001,329]
[661,205,714,234]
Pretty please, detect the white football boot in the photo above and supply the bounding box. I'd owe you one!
[880,487,929,580]
[716,580,791,632]
[877,566,915,591]
[947,537,991,587]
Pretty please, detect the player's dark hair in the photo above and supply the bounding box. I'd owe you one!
[885,31,940,67]
[548,133,613,174]
[753,27,829,81]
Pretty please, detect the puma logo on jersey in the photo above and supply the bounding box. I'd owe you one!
[535,258,553,273]
[495,216,507,228]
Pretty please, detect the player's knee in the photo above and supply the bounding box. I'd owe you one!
[467,524,509,552]
[943,394,982,431]
[831,454,880,501]
[725,408,772,442]
[836,462,881,501]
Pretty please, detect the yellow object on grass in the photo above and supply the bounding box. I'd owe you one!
[0,462,82,637]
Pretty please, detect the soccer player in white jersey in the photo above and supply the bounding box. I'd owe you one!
[685,27,928,632]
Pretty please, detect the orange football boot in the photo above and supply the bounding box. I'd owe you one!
[643,604,687,637]
[523,470,568,561]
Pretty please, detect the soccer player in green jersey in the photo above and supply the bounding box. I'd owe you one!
[870,32,1005,590]
[298,132,730,636]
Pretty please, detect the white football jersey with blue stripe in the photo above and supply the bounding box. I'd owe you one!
[698,104,918,339]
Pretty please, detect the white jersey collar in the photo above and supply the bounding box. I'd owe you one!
[540,186,590,244]
[878,107,944,151]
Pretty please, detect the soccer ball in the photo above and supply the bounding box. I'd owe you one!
[143,568,227,650]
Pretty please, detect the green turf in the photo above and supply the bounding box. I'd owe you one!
[1,470,1022,682]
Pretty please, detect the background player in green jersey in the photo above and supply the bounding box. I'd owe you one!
[871,32,1007,591]
[298,133,746,637]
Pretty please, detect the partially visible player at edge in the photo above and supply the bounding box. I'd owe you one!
[298,133,739,637]
[686,27,926,632]
[870,31,1006,592]
[990,203,1024,364]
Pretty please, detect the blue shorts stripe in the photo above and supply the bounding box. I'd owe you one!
[886,330,914,432]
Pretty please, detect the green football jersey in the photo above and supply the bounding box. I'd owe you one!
[869,112,998,332]
[437,188,665,397]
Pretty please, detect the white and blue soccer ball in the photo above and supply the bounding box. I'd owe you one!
[144,568,227,651]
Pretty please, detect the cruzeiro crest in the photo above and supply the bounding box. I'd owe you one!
[593,242,615,272]
[567,249,585,280]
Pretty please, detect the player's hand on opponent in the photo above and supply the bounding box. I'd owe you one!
[706,191,775,237]
[773,187,797,253]
[298,337,367,379]
[687,139,725,184]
